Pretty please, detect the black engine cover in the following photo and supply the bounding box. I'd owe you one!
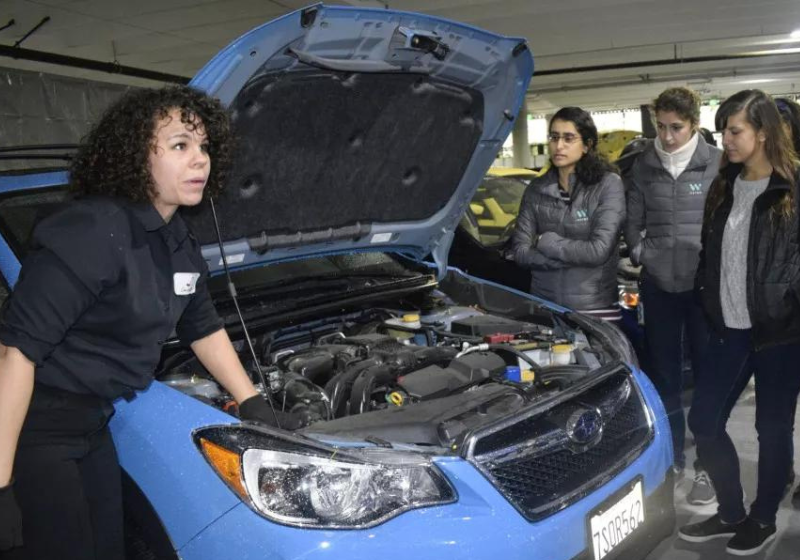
[397,351,506,400]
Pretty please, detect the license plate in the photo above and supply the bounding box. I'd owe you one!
[589,479,645,560]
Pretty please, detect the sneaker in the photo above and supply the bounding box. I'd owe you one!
[686,469,717,506]
[726,517,776,556]
[678,514,745,543]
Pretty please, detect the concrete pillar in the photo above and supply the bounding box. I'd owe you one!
[512,103,533,169]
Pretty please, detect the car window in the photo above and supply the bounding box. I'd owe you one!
[0,187,71,261]
[0,187,70,308]
[463,176,528,246]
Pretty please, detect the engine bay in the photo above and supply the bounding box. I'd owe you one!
[158,288,613,448]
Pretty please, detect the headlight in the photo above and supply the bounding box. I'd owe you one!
[194,425,456,529]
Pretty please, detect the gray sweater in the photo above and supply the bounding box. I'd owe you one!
[511,169,625,310]
[720,175,769,328]
[624,136,721,293]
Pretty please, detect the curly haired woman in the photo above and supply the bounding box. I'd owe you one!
[0,86,291,559]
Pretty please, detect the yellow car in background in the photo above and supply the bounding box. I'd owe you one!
[464,167,540,247]
[597,130,641,162]
[452,167,537,291]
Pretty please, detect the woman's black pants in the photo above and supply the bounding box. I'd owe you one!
[687,327,800,525]
[1,383,124,560]
[640,277,710,469]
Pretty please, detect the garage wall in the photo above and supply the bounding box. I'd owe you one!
[0,67,139,170]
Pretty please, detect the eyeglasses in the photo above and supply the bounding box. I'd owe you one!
[548,132,582,144]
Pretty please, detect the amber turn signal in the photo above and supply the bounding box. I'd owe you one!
[199,437,248,500]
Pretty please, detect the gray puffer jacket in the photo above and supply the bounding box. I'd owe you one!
[511,169,625,310]
[624,136,721,293]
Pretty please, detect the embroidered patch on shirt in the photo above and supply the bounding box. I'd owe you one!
[174,272,200,295]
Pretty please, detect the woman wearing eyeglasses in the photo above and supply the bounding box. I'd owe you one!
[510,106,624,323]
[624,87,721,504]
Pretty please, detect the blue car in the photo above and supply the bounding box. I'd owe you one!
[0,5,674,560]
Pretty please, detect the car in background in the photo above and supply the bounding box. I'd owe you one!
[0,5,674,560]
[597,130,642,162]
[450,167,539,292]
[463,167,540,246]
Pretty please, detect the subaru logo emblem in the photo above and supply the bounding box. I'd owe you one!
[566,407,603,445]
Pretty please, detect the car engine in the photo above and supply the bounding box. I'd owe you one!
[159,302,605,446]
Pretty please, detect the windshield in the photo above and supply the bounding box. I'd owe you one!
[0,185,429,309]
[209,252,425,296]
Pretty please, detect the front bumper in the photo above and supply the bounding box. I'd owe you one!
[177,399,674,560]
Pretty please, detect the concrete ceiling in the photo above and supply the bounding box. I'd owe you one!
[3,0,800,113]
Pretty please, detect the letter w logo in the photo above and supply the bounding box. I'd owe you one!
[689,183,702,192]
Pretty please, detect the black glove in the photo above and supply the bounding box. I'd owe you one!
[0,481,23,551]
[238,395,307,430]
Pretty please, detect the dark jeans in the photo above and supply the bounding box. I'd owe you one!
[1,384,123,560]
[640,277,710,469]
[687,328,800,525]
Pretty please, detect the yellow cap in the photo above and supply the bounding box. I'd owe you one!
[389,392,405,406]
[552,344,573,353]
[521,369,535,383]
[402,314,420,323]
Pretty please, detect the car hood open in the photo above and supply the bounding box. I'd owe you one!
[183,4,533,278]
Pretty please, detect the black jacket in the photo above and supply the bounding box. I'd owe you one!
[695,164,800,349]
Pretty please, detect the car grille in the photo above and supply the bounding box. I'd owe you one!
[468,369,653,522]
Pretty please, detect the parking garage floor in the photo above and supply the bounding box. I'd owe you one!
[644,382,800,560]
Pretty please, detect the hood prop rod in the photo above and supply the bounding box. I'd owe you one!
[209,197,280,428]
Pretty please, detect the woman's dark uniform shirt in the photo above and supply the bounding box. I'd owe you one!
[0,197,223,399]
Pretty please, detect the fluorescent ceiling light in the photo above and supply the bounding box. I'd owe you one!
[745,47,800,55]
[792,29,800,38]
[739,78,778,84]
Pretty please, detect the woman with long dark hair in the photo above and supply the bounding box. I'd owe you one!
[678,90,800,555]
[511,107,625,320]
[624,87,721,504]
